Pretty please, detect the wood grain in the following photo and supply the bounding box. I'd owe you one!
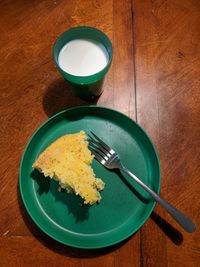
[0,0,199,266]
[133,0,200,266]
[0,0,137,266]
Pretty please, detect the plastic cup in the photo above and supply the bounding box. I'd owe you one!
[53,26,113,100]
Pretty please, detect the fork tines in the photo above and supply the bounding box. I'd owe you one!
[88,131,115,160]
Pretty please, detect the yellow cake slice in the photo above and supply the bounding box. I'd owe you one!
[32,131,105,205]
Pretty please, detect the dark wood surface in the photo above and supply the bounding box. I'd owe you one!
[0,0,199,266]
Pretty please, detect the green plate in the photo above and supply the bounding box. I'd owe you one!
[19,106,161,249]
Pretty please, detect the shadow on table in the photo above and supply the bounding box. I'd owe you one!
[150,212,183,245]
[43,79,99,117]
[115,171,183,245]
[17,183,130,258]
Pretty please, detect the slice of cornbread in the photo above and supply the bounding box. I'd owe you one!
[32,131,105,205]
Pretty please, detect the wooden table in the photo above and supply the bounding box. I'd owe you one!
[0,1,199,266]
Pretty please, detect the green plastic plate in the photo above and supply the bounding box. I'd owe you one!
[19,106,161,249]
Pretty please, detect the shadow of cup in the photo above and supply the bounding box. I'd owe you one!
[43,79,98,117]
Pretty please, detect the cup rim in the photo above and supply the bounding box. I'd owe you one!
[53,26,113,85]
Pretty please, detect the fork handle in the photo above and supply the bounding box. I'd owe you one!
[121,167,196,233]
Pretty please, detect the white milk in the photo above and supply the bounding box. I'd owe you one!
[58,39,109,76]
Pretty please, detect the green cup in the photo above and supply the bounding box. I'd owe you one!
[53,26,113,100]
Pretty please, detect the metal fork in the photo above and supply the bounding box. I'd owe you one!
[88,131,196,233]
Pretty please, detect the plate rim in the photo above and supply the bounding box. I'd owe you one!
[19,105,161,249]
